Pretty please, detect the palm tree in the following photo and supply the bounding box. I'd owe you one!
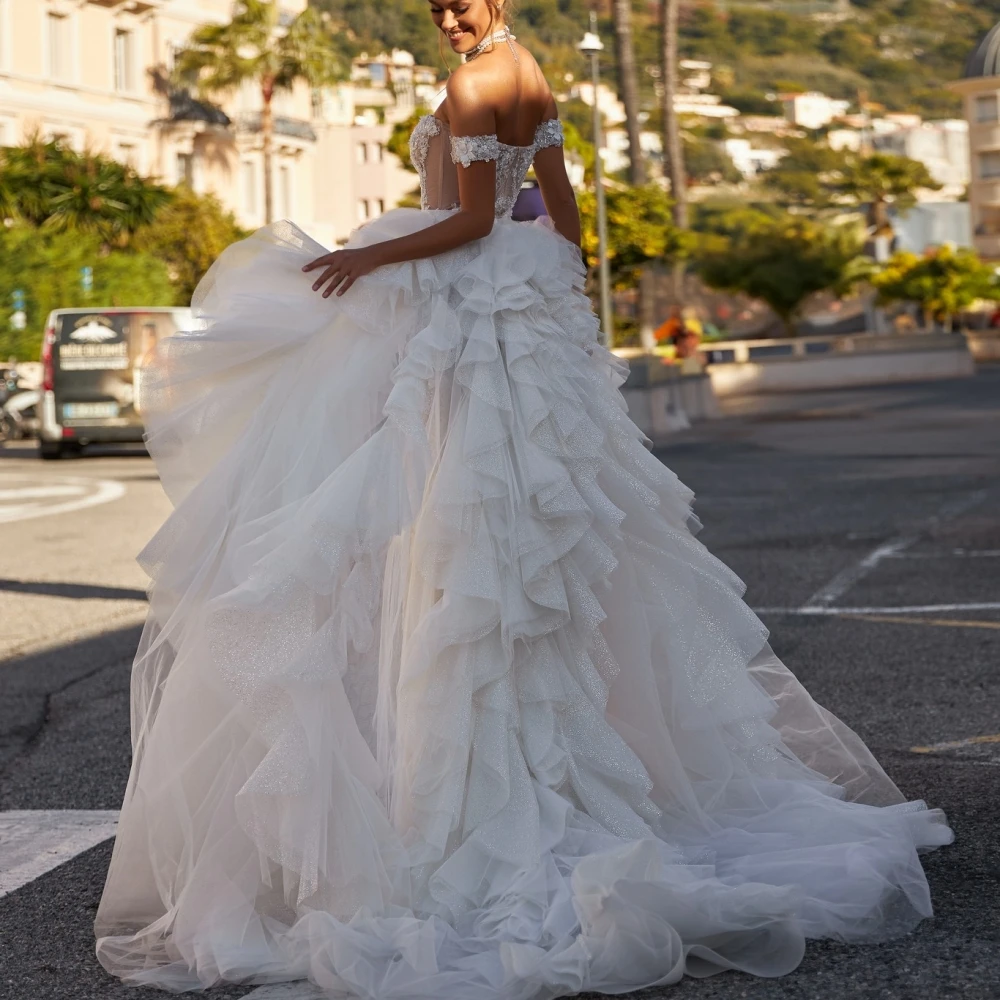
[612,0,646,185]
[0,136,169,245]
[659,0,686,229]
[174,0,340,225]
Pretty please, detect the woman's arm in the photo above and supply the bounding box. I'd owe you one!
[533,101,580,248]
[304,72,498,298]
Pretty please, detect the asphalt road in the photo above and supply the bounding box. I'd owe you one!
[1,370,998,1000]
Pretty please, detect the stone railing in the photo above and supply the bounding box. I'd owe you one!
[701,331,975,397]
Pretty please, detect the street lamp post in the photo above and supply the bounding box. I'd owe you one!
[578,14,613,346]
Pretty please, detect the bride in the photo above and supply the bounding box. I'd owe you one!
[95,1,952,996]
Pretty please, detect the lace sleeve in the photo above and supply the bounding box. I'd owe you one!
[534,119,564,150]
[450,134,501,168]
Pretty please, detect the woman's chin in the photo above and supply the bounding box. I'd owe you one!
[446,32,476,54]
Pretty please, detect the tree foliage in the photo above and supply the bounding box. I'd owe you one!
[684,135,740,185]
[578,184,688,291]
[696,215,871,335]
[133,188,248,305]
[0,225,173,359]
[871,247,1000,328]
[312,0,994,120]
[764,140,941,231]
[0,136,170,246]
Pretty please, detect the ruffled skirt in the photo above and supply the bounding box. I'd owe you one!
[95,212,952,998]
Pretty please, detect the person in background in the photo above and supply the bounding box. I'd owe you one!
[655,305,682,346]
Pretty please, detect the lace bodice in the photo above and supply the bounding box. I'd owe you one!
[409,115,563,218]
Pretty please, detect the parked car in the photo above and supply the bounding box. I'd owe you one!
[38,307,192,459]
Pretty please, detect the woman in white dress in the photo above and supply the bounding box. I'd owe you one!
[95,1,952,996]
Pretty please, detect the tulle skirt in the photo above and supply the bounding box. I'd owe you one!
[95,211,952,998]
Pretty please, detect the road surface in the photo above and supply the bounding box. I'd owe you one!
[1,372,998,1000]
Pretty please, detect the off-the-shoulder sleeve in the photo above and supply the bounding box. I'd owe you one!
[450,134,501,168]
[534,119,564,150]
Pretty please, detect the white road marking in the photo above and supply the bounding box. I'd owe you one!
[0,476,125,524]
[756,602,1000,616]
[243,985,327,999]
[887,549,1000,559]
[911,733,1000,754]
[798,490,989,612]
[0,485,88,500]
[800,534,917,610]
[0,809,119,898]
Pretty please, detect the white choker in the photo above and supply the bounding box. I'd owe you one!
[466,28,516,60]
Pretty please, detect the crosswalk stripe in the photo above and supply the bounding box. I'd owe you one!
[0,809,119,898]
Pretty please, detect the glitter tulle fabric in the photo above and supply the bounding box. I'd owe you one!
[95,118,952,998]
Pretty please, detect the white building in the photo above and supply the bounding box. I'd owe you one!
[780,92,851,130]
[827,128,863,152]
[0,0,426,253]
[723,138,784,179]
[952,20,1000,259]
[892,202,973,254]
[873,119,970,200]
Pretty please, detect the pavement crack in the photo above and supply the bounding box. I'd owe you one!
[0,659,129,776]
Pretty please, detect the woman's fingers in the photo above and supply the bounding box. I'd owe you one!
[323,270,350,297]
[302,253,335,273]
[312,264,340,292]
[302,249,367,297]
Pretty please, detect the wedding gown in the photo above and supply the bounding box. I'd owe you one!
[95,112,952,998]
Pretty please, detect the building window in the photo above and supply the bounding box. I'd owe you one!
[47,12,71,82]
[375,198,385,216]
[43,126,81,152]
[356,142,368,164]
[975,205,1000,237]
[376,143,384,163]
[167,41,184,73]
[114,29,134,92]
[0,1,7,73]
[279,164,292,218]
[358,199,370,222]
[115,142,137,169]
[975,94,999,125]
[242,160,257,215]
[979,150,1000,180]
[176,152,194,187]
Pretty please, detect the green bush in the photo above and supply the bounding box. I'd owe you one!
[0,225,173,360]
[133,187,248,305]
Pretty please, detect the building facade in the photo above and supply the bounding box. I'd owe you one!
[954,21,1000,260]
[872,119,970,200]
[0,0,414,248]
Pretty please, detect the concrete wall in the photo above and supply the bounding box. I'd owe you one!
[966,329,1000,363]
[705,332,976,397]
[618,355,720,446]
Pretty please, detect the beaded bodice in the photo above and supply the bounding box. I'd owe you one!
[409,115,564,218]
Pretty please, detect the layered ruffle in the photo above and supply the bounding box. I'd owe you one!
[96,213,951,998]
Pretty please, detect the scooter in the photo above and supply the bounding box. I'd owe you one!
[0,375,41,442]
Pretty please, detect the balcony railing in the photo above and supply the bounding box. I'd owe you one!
[234,112,318,142]
[87,0,164,12]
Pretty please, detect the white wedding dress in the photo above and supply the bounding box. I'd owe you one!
[96,113,952,998]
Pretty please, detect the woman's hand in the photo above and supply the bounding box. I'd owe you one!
[302,246,385,298]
